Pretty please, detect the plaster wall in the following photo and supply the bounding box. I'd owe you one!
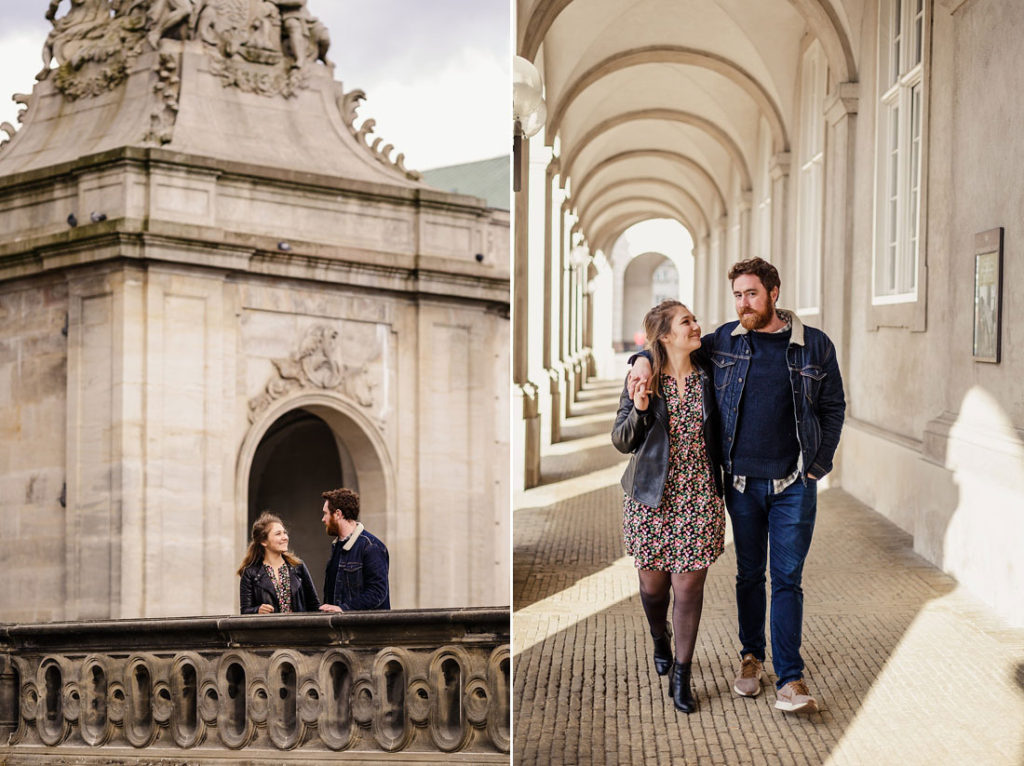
[839,0,1024,626]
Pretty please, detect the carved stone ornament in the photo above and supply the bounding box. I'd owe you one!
[36,0,333,101]
[248,324,379,422]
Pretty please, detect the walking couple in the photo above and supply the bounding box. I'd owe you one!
[612,257,845,714]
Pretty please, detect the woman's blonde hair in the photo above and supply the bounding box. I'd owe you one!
[642,299,689,399]
[236,511,301,575]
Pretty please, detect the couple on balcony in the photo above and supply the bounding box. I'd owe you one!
[612,257,845,715]
[236,487,391,615]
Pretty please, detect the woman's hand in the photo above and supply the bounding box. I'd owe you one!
[319,604,342,613]
[257,603,274,614]
[631,381,650,412]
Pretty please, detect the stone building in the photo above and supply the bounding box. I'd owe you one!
[514,0,1024,628]
[0,0,510,622]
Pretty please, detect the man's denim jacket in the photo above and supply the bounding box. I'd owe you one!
[633,310,846,483]
[326,523,391,611]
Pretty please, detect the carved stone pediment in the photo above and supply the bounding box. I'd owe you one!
[248,324,382,423]
[37,0,332,100]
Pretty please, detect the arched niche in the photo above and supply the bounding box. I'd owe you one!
[236,393,394,605]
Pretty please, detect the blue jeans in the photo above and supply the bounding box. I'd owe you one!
[725,477,817,688]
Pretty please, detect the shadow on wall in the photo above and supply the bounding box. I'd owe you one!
[919,385,1024,627]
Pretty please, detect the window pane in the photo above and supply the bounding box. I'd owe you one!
[913,1,924,68]
[892,0,903,84]
[905,84,923,293]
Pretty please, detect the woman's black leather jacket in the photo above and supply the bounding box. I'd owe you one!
[611,353,723,507]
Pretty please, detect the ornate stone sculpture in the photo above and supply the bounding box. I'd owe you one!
[249,324,380,422]
[35,0,333,100]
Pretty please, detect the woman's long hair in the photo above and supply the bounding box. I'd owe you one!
[643,299,688,399]
[236,511,302,575]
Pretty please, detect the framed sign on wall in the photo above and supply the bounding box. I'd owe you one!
[972,227,1004,363]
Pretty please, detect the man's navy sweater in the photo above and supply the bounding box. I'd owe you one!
[730,328,801,479]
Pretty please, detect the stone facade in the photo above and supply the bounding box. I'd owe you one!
[0,2,510,621]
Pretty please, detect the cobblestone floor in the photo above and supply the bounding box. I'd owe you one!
[513,375,1024,766]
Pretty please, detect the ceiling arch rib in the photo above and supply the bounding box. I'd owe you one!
[593,212,697,256]
[585,196,703,247]
[576,178,711,239]
[787,0,856,82]
[573,149,727,215]
[547,46,789,154]
[520,0,856,84]
[561,109,752,192]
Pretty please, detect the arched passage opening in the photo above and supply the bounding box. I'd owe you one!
[247,409,351,585]
[238,395,393,605]
[621,253,678,349]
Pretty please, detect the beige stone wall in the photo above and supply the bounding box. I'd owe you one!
[839,0,1024,626]
[0,143,509,620]
[0,278,69,622]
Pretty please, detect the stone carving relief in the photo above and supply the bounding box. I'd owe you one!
[248,323,381,423]
[5,645,510,754]
[35,0,332,101]
[334,85,423,181]
[142,51,181,144]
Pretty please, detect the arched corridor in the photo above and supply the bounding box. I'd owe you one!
[513,0,1024,637]
[513,371,1024,764]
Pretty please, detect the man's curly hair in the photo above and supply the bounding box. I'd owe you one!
[322,488,360,521]
[728,257,781,294]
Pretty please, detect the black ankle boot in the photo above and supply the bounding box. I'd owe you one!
[651,624,672,676]
[668,662,697,713]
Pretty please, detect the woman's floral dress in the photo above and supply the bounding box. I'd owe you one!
[623,372,725,572]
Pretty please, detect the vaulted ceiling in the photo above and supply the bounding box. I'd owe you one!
[517,0,862,253]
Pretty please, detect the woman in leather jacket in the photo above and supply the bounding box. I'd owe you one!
[611,300,725,714]
[238,512,321,614]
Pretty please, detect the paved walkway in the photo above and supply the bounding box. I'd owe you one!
[513,375,1024,766]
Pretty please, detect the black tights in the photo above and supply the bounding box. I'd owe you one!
[638,568,708,664]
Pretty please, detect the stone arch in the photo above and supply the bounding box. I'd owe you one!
[518,0,856,83]
[547,46,789,154]
[236,392,394,600]
[574,149,728,214]
[594,212,698,256]
[586,197,699,244]
[576,177,711,237]
[619,252,681,349]
[561,109,753,192]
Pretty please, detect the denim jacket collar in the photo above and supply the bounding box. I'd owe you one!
[729,308,805,346]
[336,522,365,551]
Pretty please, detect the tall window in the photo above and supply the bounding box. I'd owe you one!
[874,0,926,303]
[796,43,827,313]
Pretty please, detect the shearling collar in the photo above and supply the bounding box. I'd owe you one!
[336,522,365,551]
[730,308,805,346]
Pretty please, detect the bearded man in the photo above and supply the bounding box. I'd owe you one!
[628,256,845,714]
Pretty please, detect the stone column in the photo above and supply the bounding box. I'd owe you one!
[543,158,564,443]
[737,190,753,259]
[823,82,859,486]
[513,139,540,490]
[559,203,574,422]
[769,152,792,270]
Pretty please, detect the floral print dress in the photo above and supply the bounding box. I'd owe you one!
[623,372,725,572]
[264,562,293,613]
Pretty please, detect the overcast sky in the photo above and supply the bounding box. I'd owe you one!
[0,0,510,170]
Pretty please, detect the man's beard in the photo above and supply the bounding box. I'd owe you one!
[738,301,775,330]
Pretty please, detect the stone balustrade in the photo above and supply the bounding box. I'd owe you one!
[0,608,509,764]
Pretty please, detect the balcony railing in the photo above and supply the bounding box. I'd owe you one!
[0,608,509,763]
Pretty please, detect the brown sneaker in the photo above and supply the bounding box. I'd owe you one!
[775,679,818,713]
[733,654,764,697]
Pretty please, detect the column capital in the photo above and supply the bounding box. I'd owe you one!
[769,152,791,181]
[937,0,971,14]
[825,82,859,126]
